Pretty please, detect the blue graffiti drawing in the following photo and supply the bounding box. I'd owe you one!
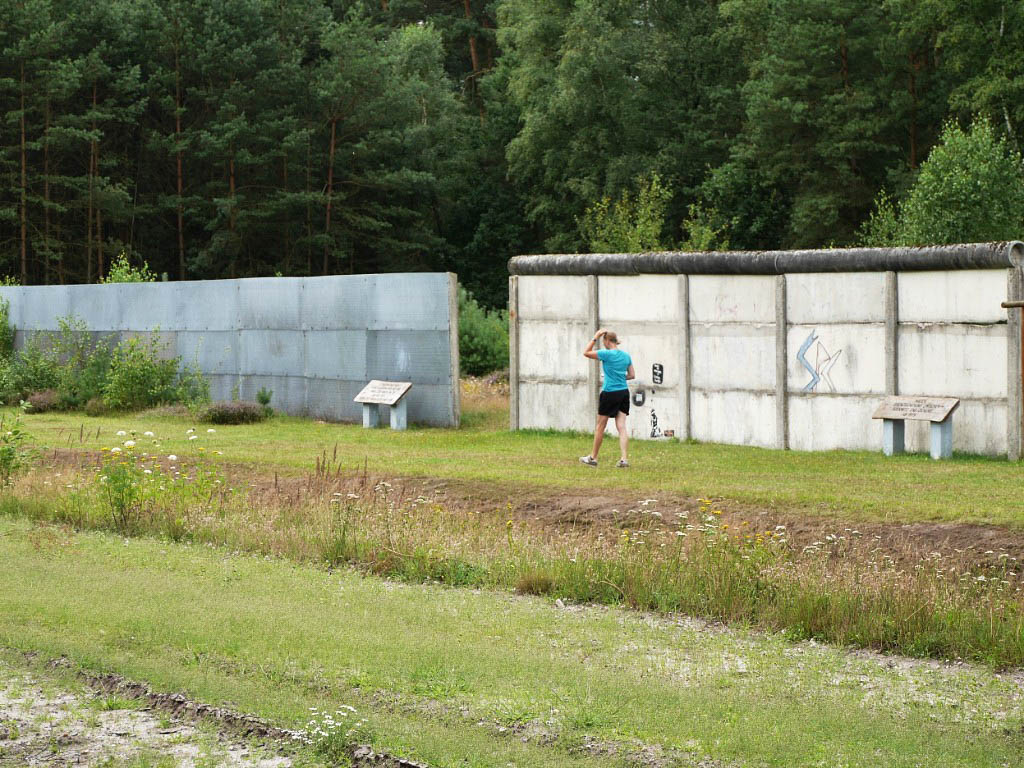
[817,345,843,392]
[798,331,819,391]
[798,329,844,393]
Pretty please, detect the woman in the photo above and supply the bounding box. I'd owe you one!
[579,328,635,468]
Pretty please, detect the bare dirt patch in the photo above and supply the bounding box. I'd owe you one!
[0,666,293,767]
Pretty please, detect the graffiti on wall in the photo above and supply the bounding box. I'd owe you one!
[797,330,843,392]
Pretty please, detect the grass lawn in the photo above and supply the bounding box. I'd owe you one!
[1,516,1021,768]
[19,395,1024,528]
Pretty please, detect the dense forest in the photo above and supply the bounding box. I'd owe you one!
[2,0,1023,307]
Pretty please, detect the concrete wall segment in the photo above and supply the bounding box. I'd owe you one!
[690,390,776,448]
[689,275,775,323]
[787,395,882,452]
[899,270,1008,324]
[898,324,1007,399]
[690,325,775,391]
[519,320,590,381]
[517,276,590,320]
[598,275,680,322]
[787,273,886,324]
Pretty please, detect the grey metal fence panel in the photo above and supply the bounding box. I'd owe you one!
[306,378,364,421]
[18,286,70,329]
[303,330,368,381]
[365,274,451,331]
[300,274,373,330]
[0,275,458,426]
[236,277,304,330]
[365,330,452,385]
[111,283,180,331]
[237,330,306,377]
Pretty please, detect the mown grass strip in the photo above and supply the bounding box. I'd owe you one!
[22,406,1024,528]
[1,517,1021,768]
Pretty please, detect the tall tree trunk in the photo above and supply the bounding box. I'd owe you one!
[463,0,480,75]
[283,154,291,270]
[44,99,51,284]
[19,62,28,285]
[87,82,97,283]
[96,192,103,280]
[908,55,918,169]
[323,117,336,276]
[306,131,312,276]
[229,147,237,278]
[175,49,186,279]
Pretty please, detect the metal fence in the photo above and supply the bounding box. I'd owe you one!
[0,273,460,426]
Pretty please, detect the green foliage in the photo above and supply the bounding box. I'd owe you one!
[0,410,33,488]
[102,336,181,411]
[101,251,156,283]
[0,298,14,359]
[680,204,734,252]
[579,174,673,253]
[860,119,1024,246]
[99,447,145,533]
[201,401,268,425]
[458,286,508,377]
[256,386,274,417]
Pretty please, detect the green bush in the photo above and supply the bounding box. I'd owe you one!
[0,359,20,406]
[102,336,182,411]
[84,396,108,417]
[0,298,14,360]
[0,310,207,413]
[860,118,1024,246]
[458,286,509,377]
[201,400,268,424]
[101,251,156,283]
[579,172,673,253]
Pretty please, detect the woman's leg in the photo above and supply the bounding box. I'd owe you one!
[615,411,628,461]
[590,414,610,458]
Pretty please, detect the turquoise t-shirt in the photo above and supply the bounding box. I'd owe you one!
[596,348,631,392]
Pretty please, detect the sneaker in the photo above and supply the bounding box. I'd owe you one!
[579,455,598,467]
[616,459,629,468]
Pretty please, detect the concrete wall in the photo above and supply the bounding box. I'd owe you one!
[0,274,460,426]
[511,268,1017,456]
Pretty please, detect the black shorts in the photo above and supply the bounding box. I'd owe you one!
[598,389,630,417]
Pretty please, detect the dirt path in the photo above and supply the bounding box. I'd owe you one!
[0,666,293,767]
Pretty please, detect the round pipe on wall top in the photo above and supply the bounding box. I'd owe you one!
[508,241,1024,276]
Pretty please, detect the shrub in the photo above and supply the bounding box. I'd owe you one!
[102,336,180,411]
[0,359,19,406]
[84,396,108,417]
[459,286,509,377]
[201,400,268,424]
[256,386,274,416]
[101,251,156,283]
[579,172,673,253]
[0,412,33,487]
[0,297,14,359]
[25,389,60,413]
